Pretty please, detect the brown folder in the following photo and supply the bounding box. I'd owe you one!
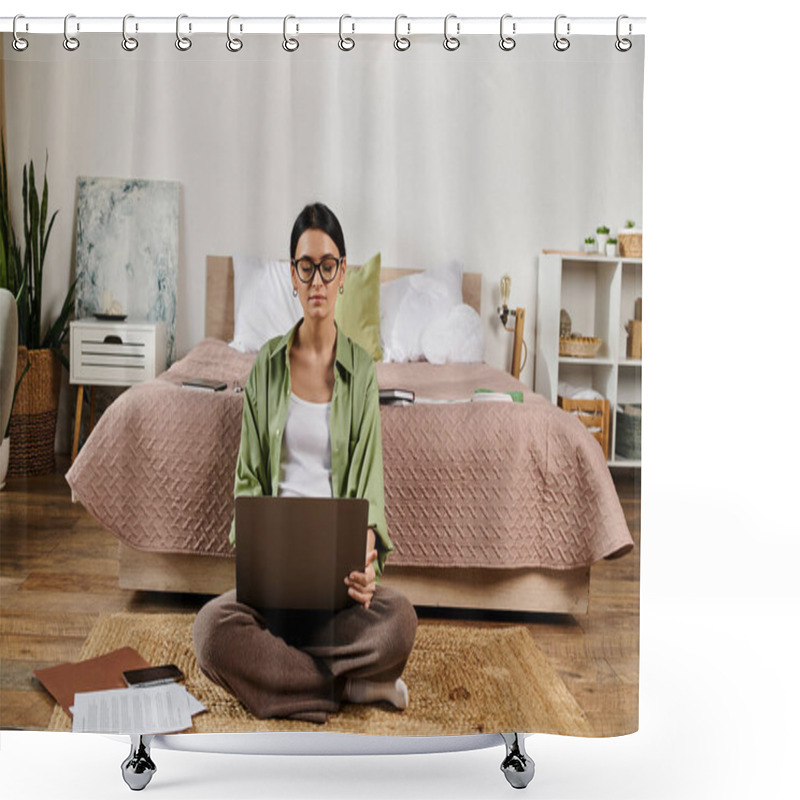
[34,648,151,717]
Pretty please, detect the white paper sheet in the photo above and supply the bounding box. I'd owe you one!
[71,684,205,734]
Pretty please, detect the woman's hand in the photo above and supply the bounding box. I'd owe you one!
[345,549,378,610]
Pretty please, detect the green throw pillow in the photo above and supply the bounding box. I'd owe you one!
[335,251,383,361]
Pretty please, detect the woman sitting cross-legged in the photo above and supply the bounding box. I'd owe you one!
[193,202,417,723]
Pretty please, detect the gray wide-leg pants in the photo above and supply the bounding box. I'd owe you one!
[193,585,418,723]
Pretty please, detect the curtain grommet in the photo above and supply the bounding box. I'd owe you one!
[553,14,570,52]
[338,14,355,51]
[499,14,516,51]
[226,15,243,52]
[615,15,633,52]
[282,15,299,52]
[443,14,460,51]
[63,14,80,51]
[175,14,192,51]
[394,15,411,51]
[122,14,139,51]
[12,15,29,52]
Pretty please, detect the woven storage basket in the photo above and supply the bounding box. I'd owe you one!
[559,336,602,358]
[8,347,61,476]
[618,231,642,258]
[615,404,641,460]
[558,396,610,459]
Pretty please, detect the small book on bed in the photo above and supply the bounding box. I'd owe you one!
[182,378,227,392]
[379,388,415,406]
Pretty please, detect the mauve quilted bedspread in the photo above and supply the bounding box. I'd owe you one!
[66,339,633,569]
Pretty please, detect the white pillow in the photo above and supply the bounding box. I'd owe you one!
[229,255,303,353]
[380,259,463,362]
[421,304,485,365]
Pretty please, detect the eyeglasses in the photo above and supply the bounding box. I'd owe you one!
[291,256,342,284]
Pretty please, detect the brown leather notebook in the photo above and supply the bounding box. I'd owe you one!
[33,647,151,716]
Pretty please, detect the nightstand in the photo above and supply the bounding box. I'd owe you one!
[69,319,167,463]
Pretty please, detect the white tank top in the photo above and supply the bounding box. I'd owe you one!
[277,392,333,498]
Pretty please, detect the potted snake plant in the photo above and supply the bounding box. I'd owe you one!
[1,130,75,476]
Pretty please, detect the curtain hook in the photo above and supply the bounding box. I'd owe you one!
[12,15,29,52]
[227,14,243,52]
[122,14,139,51]
[339,14,355,51]
[615,14,632,52]
[443,13,460,51]
[394,14,410,51]
[63,13,80,51]
[553,14,571,51]
[176,13,192,51]
[283,15,299,52]
[499,13,516,51]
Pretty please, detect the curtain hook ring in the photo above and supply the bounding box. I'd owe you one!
[227,14,243,51]
[394,14,410,51]
[443,13,460,51]
[12,15,29,52]
[122,14,139,51]
[283,15,299,52]
[615,14,632,52]
[63,13,80,51]
[176,13,192,51]
[499,13,516,51]
[553,14,571,51]
[338,14,355,51]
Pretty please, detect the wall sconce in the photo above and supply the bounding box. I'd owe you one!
[497,274,527,380]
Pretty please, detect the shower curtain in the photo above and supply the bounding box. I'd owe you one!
[0,13,643,761]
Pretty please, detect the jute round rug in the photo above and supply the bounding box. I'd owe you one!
[48,613,592,737]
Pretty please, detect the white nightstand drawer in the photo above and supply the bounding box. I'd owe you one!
[70,320,167,386]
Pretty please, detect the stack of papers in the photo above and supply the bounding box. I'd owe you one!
[71,683,206,734]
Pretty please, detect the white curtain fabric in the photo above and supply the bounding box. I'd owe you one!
[3,31,643,448]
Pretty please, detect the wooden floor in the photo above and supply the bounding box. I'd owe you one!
[0,456,640,736]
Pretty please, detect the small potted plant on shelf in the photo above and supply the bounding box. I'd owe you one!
[606,236,618,257]
[595,225,610,253]
[583,236,597,253]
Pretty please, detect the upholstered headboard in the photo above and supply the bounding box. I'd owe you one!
[205,255,482,341]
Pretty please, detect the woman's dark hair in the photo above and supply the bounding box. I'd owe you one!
[290,203,346,260]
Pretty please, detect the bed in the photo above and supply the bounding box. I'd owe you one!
[66,256,633,615]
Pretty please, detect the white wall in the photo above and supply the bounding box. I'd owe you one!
[3,31,643,451]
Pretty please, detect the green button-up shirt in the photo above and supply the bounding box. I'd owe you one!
[229,319,393,578]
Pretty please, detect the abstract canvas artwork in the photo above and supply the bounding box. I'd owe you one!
[75,177,179,363]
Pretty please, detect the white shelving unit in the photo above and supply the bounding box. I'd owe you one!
[535,252,642,469]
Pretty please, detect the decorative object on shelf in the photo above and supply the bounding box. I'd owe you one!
[618,220,642,257]
[595,225,610,253]
[75,176,179,364]
[615,403,641,460]
[625,320,642,359]
[497,274,527,379]
[1,132,76,476]
[605,237,618,257]
[559,308,572,338]
[625,294,642,359]
[583,236,597,253]
[559,335,602,358]
[558,395,610,459]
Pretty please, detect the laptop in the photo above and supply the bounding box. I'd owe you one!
[234,496,369,615]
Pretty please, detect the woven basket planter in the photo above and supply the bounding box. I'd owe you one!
[8,347,62,476]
